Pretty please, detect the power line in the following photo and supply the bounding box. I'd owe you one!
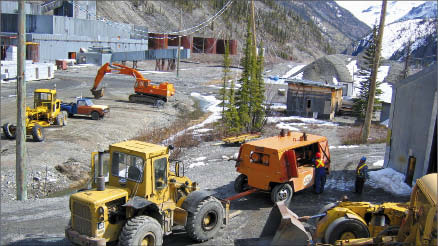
[69,0,233,39]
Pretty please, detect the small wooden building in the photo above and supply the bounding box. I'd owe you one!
[286,79,343,120]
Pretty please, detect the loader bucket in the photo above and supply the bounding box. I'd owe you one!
[91,88,104,99]
[260,201,312,246]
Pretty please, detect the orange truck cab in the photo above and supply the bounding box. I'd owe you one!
[234,131,330,204]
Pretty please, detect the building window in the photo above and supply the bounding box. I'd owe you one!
[307,99,312,109]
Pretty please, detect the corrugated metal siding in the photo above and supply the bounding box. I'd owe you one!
[28,33,147,62]
[52,16,133,39]
[1,14,53,34]
[1,1,41,15]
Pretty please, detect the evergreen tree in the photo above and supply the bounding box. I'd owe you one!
[353,26,383,119]
[225,78,241,134]
[236,19,253,131]
[252,41,265,131]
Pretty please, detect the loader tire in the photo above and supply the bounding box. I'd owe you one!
[3,123,16,139]
[91,111,100,120]
[271,183,293,205]
[118,215,163,246]
[55,114,63,125]
[32,124,45,142]
[185,197,224,242]
[324,217,369,244]
[62,111,68,126]
[234,174,249,193]
[317,202,337,221]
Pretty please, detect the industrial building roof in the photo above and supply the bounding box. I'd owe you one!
[286,78,344,89]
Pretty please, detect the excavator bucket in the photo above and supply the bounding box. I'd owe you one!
[260,201,312,246]
[91,88,104,99]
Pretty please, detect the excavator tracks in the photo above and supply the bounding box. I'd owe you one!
[128,94,166,107]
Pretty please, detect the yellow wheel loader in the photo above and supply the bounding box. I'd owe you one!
[260,173,437,246]
[65,140,229,246]
[2,89,66,142]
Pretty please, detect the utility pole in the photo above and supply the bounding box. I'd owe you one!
[251,0,257,51]
[176,8,182,78]
[361,0,387,143]
[403,40,411,79]
[16,0,27,200]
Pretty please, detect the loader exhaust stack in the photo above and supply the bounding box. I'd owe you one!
[260,201,312,245]
[96,151,105,191]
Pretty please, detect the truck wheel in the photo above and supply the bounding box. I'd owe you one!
[2,123,16,139]
[91,111,99,120]
[324,217,369,244]
[234,174,249,193]
[62,111,68,126]
[32,124,45,142]
[185,197,224,242]
[118,215,163,246]
[55,114,63,125]
[271,183,293,205]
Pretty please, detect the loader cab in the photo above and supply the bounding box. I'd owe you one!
[107,140,171,204]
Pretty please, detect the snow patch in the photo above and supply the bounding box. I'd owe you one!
[275,123,300,132]
[193,156,207,162]
[267,116,338,126]
[369,168,412,196]
[188,162,206,168]
[373,160,384,167]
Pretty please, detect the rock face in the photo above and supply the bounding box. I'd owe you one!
[293,54,353,83]
[278,1,371,52]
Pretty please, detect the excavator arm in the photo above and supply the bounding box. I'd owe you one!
[90,63,152,99]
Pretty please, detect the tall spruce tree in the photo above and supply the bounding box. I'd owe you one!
[222,39,241,133]
[225,78,241,134]
[353,26,383,119]
[251,41,265,131]
[236,19,253,131]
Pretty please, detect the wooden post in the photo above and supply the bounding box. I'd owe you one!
[177,8,182,78]
[16,0,28,200]
[362,0,387,143]
[251,0,257,51]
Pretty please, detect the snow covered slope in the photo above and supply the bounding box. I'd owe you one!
[342,1,436,61]
[336,1,426,27]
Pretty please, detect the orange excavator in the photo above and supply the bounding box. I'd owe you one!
[90,63,175,104]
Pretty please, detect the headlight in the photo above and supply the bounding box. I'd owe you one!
[98,206,104,215]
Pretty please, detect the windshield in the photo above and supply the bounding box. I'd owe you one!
[111,152,144,183]
[85,99,94,106]
[34,92,52,107]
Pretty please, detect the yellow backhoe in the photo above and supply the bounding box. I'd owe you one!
[262,173,437,245]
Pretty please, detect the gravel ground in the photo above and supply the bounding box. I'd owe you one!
[0,58,410,245]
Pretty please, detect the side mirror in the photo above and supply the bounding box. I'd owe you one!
[175,162,180,177]
[175,161,184,177]
[167,145,174,154]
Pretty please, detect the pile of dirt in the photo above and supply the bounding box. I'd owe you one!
[55,158,90,183]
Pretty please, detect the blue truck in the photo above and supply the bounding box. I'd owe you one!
[61,98,109,120]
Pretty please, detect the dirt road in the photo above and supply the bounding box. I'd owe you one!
[0,60,409,245]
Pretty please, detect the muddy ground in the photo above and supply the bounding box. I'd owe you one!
[0,57,409,245]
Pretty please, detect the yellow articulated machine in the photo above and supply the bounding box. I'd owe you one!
[66,140,229,246]
[2,89,67,142]
[262,173,437,246]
